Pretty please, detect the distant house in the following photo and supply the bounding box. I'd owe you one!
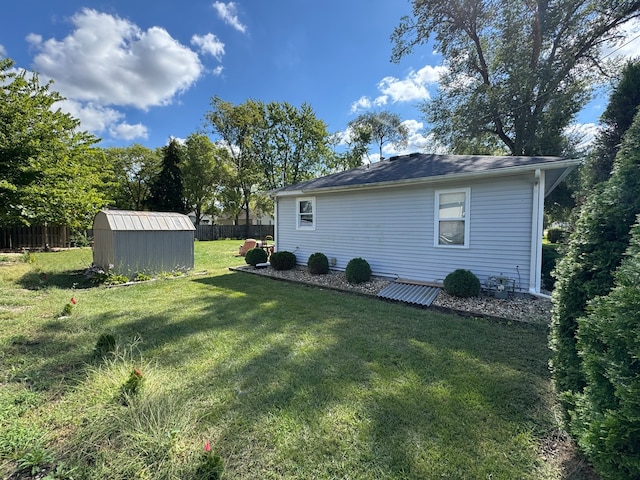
[187,212,214,225]
[271,153,579,295]
[215,211,273,226]
[93,209,195,277]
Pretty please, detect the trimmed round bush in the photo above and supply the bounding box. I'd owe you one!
[546,228,566,244]
[270,251,296,271]
[245,247,268,266]
[307,252,329,274]
[345,257,372,284]
[443,269,481,298]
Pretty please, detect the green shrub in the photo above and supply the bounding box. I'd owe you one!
[307,252,329,274]
[443,269,481,298]
[546,228,566,243]
[270,251,296,271]
[245,247,268,266]
[134,272,152,282]
[571,220,640,479]
[542,244,561,291]
[551,111,640,421]
[345,257,372,284]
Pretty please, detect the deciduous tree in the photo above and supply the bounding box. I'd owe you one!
[105,144,160,211]
[182,133,227,225]
[392,0,640,156]
[0,58,110,229]
[205,97,264,234]
[347,111,409,161]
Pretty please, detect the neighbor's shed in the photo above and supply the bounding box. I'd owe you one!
[92,209,195,277]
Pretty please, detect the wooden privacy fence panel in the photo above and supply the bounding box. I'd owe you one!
[195,224,274,241]
[1,224,275,248]
[0,226,70,250]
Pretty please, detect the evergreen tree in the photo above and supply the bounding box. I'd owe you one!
[581,59,640,191]
[551,110,640,420]
[572,219,640,479]
[147,138,186,213]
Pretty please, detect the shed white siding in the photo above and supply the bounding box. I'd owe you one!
[275,172,536,291]
[93,210,195,277]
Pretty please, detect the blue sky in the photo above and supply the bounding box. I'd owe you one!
[2,1,640,158]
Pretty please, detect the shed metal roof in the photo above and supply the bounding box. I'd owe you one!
[93,210,196,231]
[273,153,580,197]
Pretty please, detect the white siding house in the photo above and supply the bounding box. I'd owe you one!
[272,153,579,295]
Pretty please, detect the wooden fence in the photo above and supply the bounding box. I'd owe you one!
[0,225,77,250]
[1,224,274,249]
[195,224,274,241]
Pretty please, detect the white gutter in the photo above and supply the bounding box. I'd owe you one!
[273,158,581,197]
[529,169,545,295]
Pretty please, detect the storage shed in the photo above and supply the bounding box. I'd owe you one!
[92,209,195,277]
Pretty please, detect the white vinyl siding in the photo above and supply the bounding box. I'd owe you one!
[296,197,316,230]
[435,188,470,247]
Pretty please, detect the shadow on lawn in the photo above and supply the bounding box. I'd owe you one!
[180,273,556,477]
[5,270,561,477]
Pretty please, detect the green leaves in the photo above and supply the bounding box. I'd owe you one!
[393,0,640,155]
[1,58,109,228]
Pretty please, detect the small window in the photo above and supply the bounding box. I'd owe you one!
[435,188,470,247]
[296,197,315,230]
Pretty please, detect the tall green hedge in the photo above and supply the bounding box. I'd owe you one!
[572,220,640,479]
[551,111,640,420]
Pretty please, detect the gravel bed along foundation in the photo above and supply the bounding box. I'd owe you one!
[233,264,552,325]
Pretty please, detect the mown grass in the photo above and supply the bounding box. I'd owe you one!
[1,240,566,479]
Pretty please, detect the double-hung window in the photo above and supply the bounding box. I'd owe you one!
[435,188,470,247]
[296,197,315,230]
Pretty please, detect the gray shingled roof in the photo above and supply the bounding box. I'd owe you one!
[273,153,579,195]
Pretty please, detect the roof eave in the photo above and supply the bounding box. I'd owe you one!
[273,158,581,197]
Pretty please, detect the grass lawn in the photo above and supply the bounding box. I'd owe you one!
[1,240,571,479]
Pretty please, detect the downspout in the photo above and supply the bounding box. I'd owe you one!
[529,169,545,295]
[273,197,279,253]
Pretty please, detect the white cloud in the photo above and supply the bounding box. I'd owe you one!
[603,18,640,60]
[349,96,372,114]
[60,99,148,141]
[61,100,124,133]
[375,65,446,104]
[25,33,42,46]
[211,65,224,76]
[29,8,203,110]
[213,2,247,33]
[0,44,6,57]
[565,122,600,153]
[109,122,149,141]
[191,33,225,60]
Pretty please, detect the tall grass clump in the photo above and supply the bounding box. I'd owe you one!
[67,340,202,479]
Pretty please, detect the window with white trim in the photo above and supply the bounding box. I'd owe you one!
[435,188,470,247]
[296,197,315,230]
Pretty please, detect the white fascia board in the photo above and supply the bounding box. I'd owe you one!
[273,158,581,197]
